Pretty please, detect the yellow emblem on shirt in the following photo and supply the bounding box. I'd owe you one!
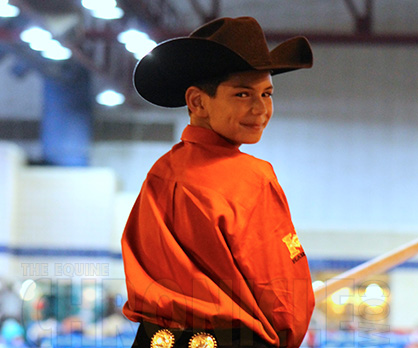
[282,232,303,259]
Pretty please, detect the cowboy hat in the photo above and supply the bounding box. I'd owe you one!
[133,16,313,108]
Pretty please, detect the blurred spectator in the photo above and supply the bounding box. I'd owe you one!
[406,329,418,348]
[0,281,21,325]
[84,295,133,337]
[0,318,27,347]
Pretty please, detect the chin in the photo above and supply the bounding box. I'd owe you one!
[242,138,262,145]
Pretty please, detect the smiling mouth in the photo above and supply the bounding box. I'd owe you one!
[241,123,265,131]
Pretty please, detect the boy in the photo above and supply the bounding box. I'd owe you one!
[122,17,314,348]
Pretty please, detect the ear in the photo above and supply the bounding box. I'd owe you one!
[185,86,208,118]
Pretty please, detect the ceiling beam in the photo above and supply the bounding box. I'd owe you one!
[80,27,418,46]
[2,26,416,48]
[344,0,374,34]
[264,31,418,46]
[188,0,221,23]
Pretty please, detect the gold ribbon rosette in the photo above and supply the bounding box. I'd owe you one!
[189,332,217,348]
[150,329,175,348]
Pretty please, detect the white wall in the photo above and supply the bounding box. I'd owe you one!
[0,142,25,277]
[91,141,174,193]
[390,269,418,329]
[14,167,116,249]
[8,166,119,279]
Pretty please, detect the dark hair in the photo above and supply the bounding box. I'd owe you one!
[192,73,231,97]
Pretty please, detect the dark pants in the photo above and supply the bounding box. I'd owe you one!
[132,321,285,348]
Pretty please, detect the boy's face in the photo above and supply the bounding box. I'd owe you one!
[200,70,274,146]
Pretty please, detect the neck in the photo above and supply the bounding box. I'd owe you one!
[189,115,211,130]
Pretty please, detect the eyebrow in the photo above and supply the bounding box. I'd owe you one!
[230,84,274,90]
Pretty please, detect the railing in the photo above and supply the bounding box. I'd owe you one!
[314,237,418,302]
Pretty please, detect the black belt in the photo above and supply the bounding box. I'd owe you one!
[132,321,287,348]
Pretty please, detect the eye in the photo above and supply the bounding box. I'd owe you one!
[236,92,249,97]
[262,91,273,98]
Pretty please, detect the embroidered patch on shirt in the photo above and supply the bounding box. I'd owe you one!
[282,232,305,262]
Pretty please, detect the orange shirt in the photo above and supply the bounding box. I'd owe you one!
[122,125,314,347]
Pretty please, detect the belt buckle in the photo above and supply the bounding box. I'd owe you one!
[189,332,217,348]
[150,329,175,348]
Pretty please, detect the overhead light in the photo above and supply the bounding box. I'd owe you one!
[20,27,72,60]
[91,6,124,20]
[117,29,149,44]
[96,90,125,106]
[132,43,157,60]
[29,38,58,52]
[127,38,157,56]
[41,41,72,60]
[20,27,52,44]
[81,0,124,20]
[81,0,116,10]
[117,29,157,60]
[0,0,20,18]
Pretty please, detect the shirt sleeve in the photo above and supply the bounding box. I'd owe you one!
[171,178,314,347]
[224,179,314,347]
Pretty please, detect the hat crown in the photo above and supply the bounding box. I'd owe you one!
[190,17,272,68]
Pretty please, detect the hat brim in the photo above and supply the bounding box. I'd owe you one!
[133,37,312,108]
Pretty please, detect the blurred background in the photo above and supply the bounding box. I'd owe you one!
[0,0,417,347]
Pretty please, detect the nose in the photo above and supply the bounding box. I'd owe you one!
[251,96,269,115]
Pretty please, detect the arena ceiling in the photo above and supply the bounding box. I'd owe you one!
[0,0,417,108]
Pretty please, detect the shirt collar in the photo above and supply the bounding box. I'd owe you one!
[181,125,240,150]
